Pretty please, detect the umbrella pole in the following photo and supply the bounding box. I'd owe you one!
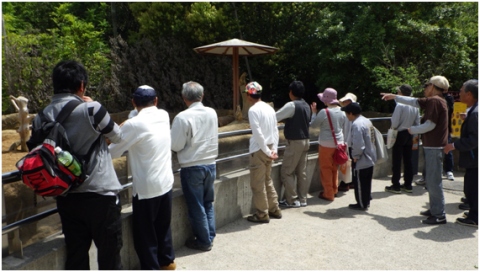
[233,48,239,112]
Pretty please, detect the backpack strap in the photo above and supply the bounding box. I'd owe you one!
[55,100,83,124]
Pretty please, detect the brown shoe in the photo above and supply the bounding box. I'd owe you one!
[318,192,334,201]
[160,262,176,270]
[247,214,270,223]
[268,209,282,219]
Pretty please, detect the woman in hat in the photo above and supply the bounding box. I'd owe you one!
[311,88,348,201]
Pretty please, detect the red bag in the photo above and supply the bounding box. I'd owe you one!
[16,143,81,196]
[333,143,349,165]
[326,108,349,165]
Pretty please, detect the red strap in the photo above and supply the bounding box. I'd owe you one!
[325,108,338,146]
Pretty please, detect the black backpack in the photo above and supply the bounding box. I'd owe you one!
[16,100,95,196]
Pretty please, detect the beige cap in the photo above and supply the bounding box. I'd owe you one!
[339,92,357,103]
[427,76,449,91]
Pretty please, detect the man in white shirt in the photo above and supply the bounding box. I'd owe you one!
[244,81,282,223]
[109,85,176,270]
[171,81,218,251]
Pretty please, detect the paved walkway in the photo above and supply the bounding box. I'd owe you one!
[174,172,477,270]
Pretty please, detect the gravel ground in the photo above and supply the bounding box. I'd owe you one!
[174,172,478,270]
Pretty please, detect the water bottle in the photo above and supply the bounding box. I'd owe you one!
[54,147,82,177]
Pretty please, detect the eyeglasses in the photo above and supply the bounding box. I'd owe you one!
[423,83,432,88]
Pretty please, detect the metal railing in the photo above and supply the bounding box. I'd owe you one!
[2,117,392,258]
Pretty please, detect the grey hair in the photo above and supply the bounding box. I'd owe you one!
[463,79,478,99]
[182,81,204,102]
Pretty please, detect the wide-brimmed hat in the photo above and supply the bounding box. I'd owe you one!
[317,88,339,105]
[339,93,357,103]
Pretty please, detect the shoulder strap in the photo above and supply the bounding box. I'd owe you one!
[55,100,82,124]
[325,108,339,146]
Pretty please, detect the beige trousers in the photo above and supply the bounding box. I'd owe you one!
[281,139,310,204]
[249,148,280,217]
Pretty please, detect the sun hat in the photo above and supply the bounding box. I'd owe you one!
[317,88,339,105]
[339,92,357,103]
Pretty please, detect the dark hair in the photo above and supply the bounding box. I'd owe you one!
[133,96,156,108]
[52,60,88,94]
[247,93,261,99]
[289,81,305,98]
[463,79,478,100]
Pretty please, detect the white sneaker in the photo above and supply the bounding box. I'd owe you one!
[414,177,425,186]
[447,171,455,181]
[279,199,301,208]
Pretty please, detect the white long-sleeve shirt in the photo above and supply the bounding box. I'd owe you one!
[170,102,218,168]
[109,106,173,200]
[390,101,420,131]
[248,101,279,156]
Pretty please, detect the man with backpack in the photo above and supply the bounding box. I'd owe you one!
[28,60,124,269]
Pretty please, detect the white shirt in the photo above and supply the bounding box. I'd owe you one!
[109,106,173,200]
[170,102,218,168]
[248,101,279,156]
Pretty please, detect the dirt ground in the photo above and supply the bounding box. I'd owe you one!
[2,129,28,172]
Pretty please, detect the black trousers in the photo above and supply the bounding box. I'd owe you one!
[132,190,175,269]
[391,130,413,188]
[348,147,357,184]
[56,193,123,270]
[464,168,478,223]
[353,166,373,208]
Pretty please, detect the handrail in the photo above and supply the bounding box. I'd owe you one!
[2,117,390,236]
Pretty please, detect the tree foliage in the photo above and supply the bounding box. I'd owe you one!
[2,2,477,115]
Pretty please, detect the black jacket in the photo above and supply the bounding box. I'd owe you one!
[454,103,478,169]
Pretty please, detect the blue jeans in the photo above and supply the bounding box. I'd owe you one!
[180,164,216,247]
[424,149,445,217]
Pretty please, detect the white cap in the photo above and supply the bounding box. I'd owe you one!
[54,146,62,154]
[339,93,357,103]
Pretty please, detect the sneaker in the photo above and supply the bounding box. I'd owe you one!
[385,186,401,194]
[400,185,413,193]
[456,218,478,228]
[421,215,447,225]
[279,199,301,208]
[247,214,270,223]
[420,210,432,216]
[446,171,455,181]
[414,178,425,186]
[185,238,212,251]
[300,201,307,207]
[459,203,470,210]
[463,211,469,218]
[348,203,368,211]
[268,209,282,219]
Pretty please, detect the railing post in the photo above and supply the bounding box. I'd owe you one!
[2,190,8,257]
[9,229,23,258]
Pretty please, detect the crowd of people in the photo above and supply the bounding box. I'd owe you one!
[28,59,477,270]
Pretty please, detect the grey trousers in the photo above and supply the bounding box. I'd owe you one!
[424,148,445,217]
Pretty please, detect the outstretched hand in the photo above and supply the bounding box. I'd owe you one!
[380,93,396,101]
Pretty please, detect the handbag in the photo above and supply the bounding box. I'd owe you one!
[326,108,349,165]
[338,159,352,183]
[386,128,398,149]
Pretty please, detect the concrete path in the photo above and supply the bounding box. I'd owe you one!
[174,172,478,270]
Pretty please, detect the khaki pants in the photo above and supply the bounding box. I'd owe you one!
[249,148,280,217]
[281,139,309,204]
[319,145,339,200]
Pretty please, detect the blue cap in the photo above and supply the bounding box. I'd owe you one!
[133,85,156,98]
